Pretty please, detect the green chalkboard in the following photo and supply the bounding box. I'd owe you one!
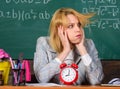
[0,0,120,60]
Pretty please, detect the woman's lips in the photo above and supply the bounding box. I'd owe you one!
[76,34,81,38]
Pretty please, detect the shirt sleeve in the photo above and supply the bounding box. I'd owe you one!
[55,58,62,64]
[81,53,92,66]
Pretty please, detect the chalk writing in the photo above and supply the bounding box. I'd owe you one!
[81,0,119,30]
[0,9,50,21]
[81,0,117,5]
[0,0,119,30]
[5,0,52,4]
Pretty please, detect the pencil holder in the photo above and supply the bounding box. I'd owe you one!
[12,69,26,86]
[0,61,10,85]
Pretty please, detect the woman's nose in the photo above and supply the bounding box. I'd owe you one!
[75,25,80,31]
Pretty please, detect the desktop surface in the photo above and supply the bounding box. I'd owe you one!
[0,85,120,89]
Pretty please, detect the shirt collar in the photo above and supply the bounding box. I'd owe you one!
[66,50,74,60]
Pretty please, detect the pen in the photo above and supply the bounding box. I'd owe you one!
[9,57,14,69]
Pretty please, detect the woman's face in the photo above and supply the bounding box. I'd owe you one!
[65,14,83,44]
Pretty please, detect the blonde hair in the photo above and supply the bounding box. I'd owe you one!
[49,8,94,53]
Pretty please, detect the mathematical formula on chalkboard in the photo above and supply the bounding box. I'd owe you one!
[4,0,51,4]
[0,0,119,30]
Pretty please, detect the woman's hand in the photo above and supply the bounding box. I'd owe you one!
[58,26,71,53]
[75,28,87,55]
[57,26,72,62]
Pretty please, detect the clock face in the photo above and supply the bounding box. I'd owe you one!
[61,67,77,82]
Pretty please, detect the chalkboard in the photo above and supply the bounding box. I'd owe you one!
[0,0,120,60]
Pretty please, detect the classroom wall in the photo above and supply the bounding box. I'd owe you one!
[0,0,120,59]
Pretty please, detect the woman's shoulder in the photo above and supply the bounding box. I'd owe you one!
[85,38,95,48]
[37,36,50,47]
[36,36,55,51]
[85,39,94,44]
[37,36,49,42]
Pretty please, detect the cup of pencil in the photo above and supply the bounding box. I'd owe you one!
[12,69,25,86]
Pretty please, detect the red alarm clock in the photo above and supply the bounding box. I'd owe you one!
[59,63,78,85]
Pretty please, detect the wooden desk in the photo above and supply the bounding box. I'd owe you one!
[0,86,120,89]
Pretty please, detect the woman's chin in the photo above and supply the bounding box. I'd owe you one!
[72,40,81,44]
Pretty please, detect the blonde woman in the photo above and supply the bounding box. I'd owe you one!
[34,8,104,85]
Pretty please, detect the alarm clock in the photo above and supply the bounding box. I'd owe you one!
[59,63,78,85]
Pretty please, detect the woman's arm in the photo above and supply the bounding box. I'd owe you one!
[33,37,60,83]
[82,39,104,85]
[75,29,104,85]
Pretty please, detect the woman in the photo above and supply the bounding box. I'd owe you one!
[33,8,104,85]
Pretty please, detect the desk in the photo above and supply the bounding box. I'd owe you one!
[0,86,120,89]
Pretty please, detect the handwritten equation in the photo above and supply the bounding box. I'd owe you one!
[0,9,50,21]
[5,0,51,4]
[81,0,117,5]
[0,0,119,30]
[0,0,52,21]
[81,0,120,30]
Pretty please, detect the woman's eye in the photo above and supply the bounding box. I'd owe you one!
[68,25,73,29]
[78,22,81,27]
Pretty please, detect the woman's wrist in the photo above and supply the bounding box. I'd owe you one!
[57,49,71,62]
[78,46,87,56]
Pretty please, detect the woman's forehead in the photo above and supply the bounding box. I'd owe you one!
[66,14,79,23]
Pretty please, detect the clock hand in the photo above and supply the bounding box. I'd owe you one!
[66,69,70,76]
[68,69,70,75]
